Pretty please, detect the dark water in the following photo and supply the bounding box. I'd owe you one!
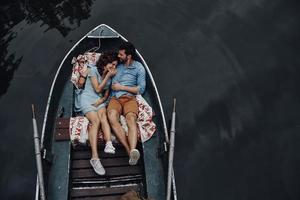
[1,0,300,199]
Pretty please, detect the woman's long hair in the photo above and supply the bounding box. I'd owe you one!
[96,51,118,75]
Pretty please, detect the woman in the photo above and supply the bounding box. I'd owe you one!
[78,51,118,175]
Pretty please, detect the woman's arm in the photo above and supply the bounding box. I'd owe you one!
[77,68,89,88]
[91,90,110,107]
[103,89,110,99]
[91,69,116,93]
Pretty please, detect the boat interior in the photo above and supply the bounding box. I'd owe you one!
[39,25,169,200]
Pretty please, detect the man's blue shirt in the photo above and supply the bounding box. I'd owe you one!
[111,60,146,98]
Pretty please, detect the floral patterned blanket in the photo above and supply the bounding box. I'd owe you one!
[69,95,156,146]
[70,52,101,89]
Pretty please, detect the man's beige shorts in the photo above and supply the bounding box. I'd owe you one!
[107,95,138,116]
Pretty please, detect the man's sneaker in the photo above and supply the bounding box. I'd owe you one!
[129,149,140,166]
[90,158,105,175]
[104,141,115,154]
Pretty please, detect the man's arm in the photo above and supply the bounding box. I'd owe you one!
[136,66,146,94]
[111,84,139,94]
[111,66,146,94]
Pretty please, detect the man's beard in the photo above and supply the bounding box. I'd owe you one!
[119,57,127,64]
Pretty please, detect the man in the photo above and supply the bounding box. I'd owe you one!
[107,42,146,165]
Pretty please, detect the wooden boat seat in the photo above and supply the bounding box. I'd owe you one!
[54,117,144,144]
[54,117,105,142]
[54,117,70,141]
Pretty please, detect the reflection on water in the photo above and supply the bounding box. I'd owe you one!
[174,0,300,199]
[0,0,93,98]
[24,0,94,36]
[0,0,300,199]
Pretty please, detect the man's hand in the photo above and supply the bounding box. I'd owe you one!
[112,83,124,91]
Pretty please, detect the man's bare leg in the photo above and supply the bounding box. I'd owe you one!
[126,112,138,150]
[107,109,130,154]
[125,112,140,165]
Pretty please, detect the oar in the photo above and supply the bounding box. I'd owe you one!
[32,105,46,200]
[167,98,177,200]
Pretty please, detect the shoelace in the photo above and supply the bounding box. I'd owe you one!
[92,159,102,169]
[106,143,115,150]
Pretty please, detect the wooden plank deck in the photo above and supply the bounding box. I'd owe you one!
[70,144,145,199]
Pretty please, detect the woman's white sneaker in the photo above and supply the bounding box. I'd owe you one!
[104,141,115,154]
[90,158,105,175]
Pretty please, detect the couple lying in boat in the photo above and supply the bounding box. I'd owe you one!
[73,42,147,176]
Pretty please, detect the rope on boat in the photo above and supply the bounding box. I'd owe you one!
[87,29,103,52]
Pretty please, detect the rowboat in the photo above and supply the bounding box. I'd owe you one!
[34,24,177,200]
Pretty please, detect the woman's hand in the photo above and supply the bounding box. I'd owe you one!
[80,68,89,77]
[102,68,108,75]
[107,68,117,77]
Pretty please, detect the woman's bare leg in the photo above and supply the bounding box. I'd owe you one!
[85,111,100,159]
[97,107,112,142]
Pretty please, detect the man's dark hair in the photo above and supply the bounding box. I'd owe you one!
[119,42,136,59]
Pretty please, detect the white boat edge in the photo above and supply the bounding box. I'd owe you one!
[35,24,175,200]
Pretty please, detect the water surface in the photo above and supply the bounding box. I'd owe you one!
[0,0,299,199]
